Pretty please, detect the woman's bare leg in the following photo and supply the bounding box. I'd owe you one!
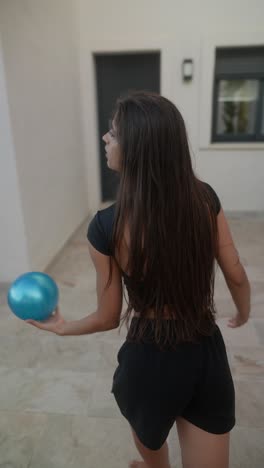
[176,417,230,468]
[129,427,171,468]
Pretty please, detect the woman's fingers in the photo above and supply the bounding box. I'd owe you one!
[228,319,237,328]
[25,319,43,329]
[25,306,63,334]
[227,315,248,328]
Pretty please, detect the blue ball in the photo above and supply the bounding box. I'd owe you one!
[7,272,59,321]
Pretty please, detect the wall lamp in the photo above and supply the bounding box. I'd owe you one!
[182,59,194,82]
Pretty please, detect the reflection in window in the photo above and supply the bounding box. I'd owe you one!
[216,80,259,136]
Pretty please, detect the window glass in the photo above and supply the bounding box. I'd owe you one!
[261,90,264,135]
[216,80,259,136]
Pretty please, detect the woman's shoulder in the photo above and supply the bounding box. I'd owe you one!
[98,202,116,222]
[200,181,221,215]
[86,203,116,255]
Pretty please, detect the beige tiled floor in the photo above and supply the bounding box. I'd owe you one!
[0,213,264,467]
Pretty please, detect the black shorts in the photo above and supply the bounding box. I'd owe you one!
[111,318,235,450]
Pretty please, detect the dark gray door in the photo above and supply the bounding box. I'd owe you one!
[95,52,160,201]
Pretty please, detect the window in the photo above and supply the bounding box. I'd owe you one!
[212,47,264,142]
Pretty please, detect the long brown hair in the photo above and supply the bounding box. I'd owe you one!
[106,91,219,350]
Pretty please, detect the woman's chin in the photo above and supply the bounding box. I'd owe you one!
[106,160,120,173]
[107,161,114,171]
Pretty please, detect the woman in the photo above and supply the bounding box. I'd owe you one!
[27,92,250,468]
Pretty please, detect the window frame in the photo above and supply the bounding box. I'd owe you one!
[211,72,264,143]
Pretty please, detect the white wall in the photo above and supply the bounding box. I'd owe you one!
[79,0,264,212]
[0,0,88,281]
[0,38,30,282]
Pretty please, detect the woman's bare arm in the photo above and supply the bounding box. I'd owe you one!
[216,209,251,327]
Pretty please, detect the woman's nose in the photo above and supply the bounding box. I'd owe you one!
[102,133,108,143]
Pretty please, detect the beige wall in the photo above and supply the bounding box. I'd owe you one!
[0,38,30,281]
[0,0,88,281]
[79,0,264,40]
[79,0,264,211]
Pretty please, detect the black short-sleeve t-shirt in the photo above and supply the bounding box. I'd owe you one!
[203,182,221,216]
[87,183,221,257]
[87,203,115,256]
